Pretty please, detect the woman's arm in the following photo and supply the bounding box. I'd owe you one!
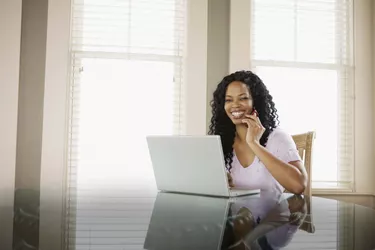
[249,141,307,194]
[241,114,308,194]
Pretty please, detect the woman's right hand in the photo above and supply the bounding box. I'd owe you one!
[227,172,234,188]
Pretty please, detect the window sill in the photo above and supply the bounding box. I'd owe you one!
[312,188,374,196]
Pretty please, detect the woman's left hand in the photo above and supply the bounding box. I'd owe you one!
[241,112,265,145]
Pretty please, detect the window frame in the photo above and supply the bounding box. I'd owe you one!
[230,0,356,192]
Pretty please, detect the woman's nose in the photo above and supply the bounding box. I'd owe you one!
[232,100,240,107]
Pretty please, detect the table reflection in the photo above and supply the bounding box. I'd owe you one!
[223,194,310,249]
[8,189,375,250]
[143,192,311,250]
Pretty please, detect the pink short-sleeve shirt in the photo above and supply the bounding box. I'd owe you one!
[230,127,301,194]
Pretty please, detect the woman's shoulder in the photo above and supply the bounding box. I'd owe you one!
[266,127,295,147]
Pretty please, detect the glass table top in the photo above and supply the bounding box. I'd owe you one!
[6,188,375,250]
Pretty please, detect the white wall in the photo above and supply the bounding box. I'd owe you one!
[0,0,22,248]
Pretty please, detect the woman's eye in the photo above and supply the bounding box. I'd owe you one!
[240,97,249,100]
[225,99,231,103]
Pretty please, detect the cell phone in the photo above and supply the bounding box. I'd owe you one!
[251,109,258,117]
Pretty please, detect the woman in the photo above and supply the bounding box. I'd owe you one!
[208,70,307,195]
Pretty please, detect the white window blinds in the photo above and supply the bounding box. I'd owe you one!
[250,0,354,189]
[67,0,186,191]
[66,0,186,248]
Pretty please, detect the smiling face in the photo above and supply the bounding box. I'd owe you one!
[224,81,254,125]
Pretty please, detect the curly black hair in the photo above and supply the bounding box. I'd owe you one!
[208,70,279,172]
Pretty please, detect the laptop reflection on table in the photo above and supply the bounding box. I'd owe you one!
[143,192,262,250]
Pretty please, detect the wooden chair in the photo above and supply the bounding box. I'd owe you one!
[291,131,316,234]
[299,196,316,233]
[291,131,316,197]
[282,132,316,233]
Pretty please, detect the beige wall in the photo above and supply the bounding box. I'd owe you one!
[39,0,72,248]
[229,0,251,72]
[371,1,375,197]
[353,0,375,195]
[15,0,48,191]
[184,0,208,135]
[206,0,230,132]
[0,0,22,248]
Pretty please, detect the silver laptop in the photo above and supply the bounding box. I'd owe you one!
[146,135,260,197]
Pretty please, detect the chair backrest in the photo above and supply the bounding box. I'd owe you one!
[291,131,315,197]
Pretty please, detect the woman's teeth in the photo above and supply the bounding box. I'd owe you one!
[232,112,244,118]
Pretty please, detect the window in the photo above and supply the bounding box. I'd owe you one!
[67,0,186,192]
[65,1,186,247]
[250,0,354,189]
